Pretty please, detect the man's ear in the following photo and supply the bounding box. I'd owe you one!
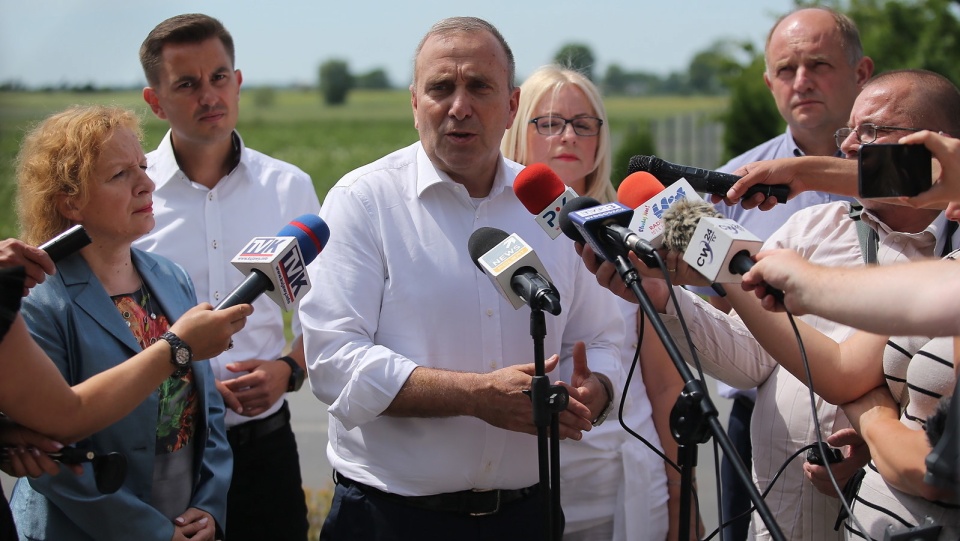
[855,56,874,88]
[143,87,167,120]
[410,85,419,130]
[504,87,520,130]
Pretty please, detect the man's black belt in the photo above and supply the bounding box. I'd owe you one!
[226,401,290,447]
[335,472,539,517]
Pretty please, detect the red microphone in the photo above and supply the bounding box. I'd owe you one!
[514,163,579,239]
[617,171,666,208]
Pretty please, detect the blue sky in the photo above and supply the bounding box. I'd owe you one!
[1,0,796,88]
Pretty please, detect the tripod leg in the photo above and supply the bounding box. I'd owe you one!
[678,443,697,541]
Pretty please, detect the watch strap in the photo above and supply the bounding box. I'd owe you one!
[159,331,191,379]
[591,374,615,427]
[278,355,305,392]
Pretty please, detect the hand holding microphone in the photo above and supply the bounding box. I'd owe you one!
[739,249,823,314]
[661,198,785,302]
[168,302,252,361]
[629,154,791,204]
[0,225,90,295]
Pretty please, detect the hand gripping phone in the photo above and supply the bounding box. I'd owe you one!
[858,143,932,198]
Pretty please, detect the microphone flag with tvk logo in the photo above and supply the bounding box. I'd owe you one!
[233,236,311,310]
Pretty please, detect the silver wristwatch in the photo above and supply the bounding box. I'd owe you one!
[591,376,615,427]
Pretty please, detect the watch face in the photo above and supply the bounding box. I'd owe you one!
[174,348,191,366]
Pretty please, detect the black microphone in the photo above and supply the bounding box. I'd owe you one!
[0,445,127,494]
[557,196,657,266]
[39,224,91,262]
[629,155,790,204]
[216,215,329,311]
[468,227,561,315]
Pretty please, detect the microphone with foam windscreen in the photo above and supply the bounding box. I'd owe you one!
[558,196,657,266]
[514,163,580,239]
[468,227,561,315]
[216,214,330,311]
[629,155,790,204]
[662,199,784,301]
[617,172,668,209]
[620,173,728,295]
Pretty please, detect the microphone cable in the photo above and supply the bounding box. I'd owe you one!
[786,310,869,539]
[622,253,871,539]
[615,249,716,539]
[695,310,870,540]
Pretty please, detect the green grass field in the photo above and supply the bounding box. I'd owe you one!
[0,88,726,239]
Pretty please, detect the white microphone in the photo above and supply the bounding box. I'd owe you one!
[618,171,706,251]
[662,199,783,302]
[662,198,762,283]
[216,214,330,311]
[467,227,561,315]
[513,163,580,239]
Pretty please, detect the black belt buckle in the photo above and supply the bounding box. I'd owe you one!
[227,402,289,447]
[467,488,500,517]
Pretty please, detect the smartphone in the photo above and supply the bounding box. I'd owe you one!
[858,143,932,198]
[806,446,843,466]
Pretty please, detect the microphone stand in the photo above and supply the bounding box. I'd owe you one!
[612,255,785,541]
[526,304,568,541]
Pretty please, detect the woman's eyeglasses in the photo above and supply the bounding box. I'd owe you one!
[529,116,603,137]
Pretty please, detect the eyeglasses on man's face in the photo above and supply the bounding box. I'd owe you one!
[834,123,922,149]
[529,115,603,137]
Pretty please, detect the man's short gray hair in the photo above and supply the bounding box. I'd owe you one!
[412,17,516,89]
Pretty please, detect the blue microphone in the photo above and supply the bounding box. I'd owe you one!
[558,196,656,265]
[216,214,330,311]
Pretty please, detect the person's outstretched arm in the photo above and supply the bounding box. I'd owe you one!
[743,249,960,337]
[0,304,250,443]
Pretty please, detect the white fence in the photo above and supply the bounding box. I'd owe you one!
[651,112,725,170]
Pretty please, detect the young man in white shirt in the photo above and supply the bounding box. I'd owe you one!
[135,14,319,541]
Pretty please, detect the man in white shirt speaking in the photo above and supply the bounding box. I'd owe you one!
[301,16,624,541]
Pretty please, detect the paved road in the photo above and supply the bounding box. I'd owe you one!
[3,377,734,535]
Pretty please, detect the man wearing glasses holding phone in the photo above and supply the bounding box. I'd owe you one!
[688,7,874,541]
[580,68,960,540]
